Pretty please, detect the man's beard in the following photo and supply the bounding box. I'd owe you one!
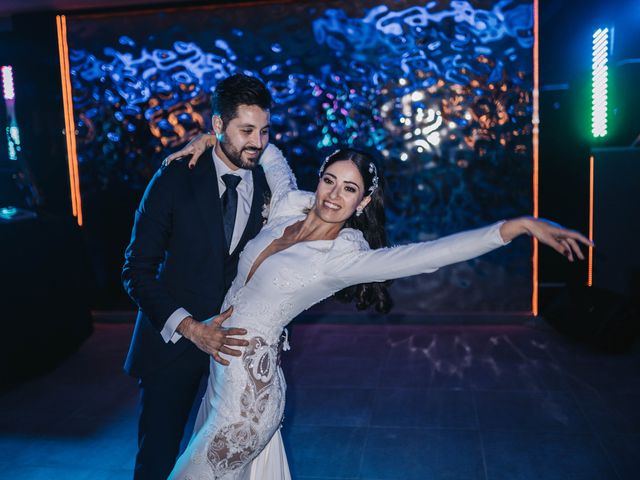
[219,137,262,170]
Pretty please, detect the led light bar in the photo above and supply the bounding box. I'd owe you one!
[1,65,15,100]
[591,28,609,138]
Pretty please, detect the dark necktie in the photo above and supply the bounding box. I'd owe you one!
[221,174,242,250]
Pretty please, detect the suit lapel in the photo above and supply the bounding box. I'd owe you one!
[191,148,225,251]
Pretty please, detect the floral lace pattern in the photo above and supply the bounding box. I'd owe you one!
[205,337,285,479]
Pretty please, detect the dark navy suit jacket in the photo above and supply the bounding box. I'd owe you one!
[122,148,269,377]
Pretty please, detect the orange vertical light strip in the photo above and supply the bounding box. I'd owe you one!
[588,154,594,286]
[56,15,77,218]
[56,15,83,226]
[531,0,540,315]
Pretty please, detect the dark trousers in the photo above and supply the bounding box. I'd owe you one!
[134,344,209,480]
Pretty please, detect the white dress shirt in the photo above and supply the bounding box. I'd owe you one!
[161,149,254,343]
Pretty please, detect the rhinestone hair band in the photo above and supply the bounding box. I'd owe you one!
[318,156,379,196]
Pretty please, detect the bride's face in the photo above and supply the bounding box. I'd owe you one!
[313,160,371,224]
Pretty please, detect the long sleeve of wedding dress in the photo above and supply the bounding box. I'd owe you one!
[324,222,510,287]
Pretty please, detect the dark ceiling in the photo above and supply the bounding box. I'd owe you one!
[0,0,200,16]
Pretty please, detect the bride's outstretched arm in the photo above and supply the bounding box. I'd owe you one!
[331,218,592,287]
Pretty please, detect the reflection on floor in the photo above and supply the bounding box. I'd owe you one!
[1,322,639,480]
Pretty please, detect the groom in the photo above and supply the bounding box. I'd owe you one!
[122,74,272,480]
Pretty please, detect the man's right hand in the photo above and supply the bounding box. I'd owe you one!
[176,307,249,366]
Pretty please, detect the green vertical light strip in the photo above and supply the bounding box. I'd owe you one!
[591,28,609,138]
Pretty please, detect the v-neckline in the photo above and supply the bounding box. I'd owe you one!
[242,216,331,289]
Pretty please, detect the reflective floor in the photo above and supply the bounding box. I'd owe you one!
[1,321,638,479]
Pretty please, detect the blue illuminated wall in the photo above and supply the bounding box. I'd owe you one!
[68,0,533,313]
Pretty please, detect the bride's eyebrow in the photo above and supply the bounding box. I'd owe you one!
[323,172,360,189]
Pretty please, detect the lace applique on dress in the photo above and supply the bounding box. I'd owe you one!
[205,337,284,478]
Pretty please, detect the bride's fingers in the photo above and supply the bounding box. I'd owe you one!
[162,149,192,167]
[559,238,574,261]
[563,229,591,247]
[565,237,585,260]
[539,233,566,256]
[188,146,209,168]
[554,227,592,247]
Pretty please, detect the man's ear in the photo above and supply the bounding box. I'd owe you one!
[212,115,224,135]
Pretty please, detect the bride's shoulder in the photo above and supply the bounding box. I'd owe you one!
[333,228,370,252]
[267,190,314,220]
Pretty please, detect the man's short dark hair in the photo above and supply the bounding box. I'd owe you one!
[211,74,272,125]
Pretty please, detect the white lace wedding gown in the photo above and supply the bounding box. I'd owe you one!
[168,145,509,479]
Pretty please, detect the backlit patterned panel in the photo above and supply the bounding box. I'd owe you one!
[68,0,533,312]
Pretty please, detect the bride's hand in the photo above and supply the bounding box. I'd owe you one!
[500,217,593,262]
[162,133,217,168]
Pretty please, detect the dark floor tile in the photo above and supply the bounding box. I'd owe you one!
[0,465,98,479]
[292,333,390,358]
[467,358,570,391]
[371,389,476,428]
[572,387,640,436]
[22,433,136,469]
[475,390,589,433]
[71,379,139,419]
[0,465,132,479]
[282,425,366,478]
[0,416,136,469]
[377,360,434,390]
[46,414,137,440]
[360,427,485,480]
[297,477,357,480]
[0,435,51,465]
[482,430,617,480]
[561,358,640,394]
[379,347,474,390]
[599,433,640,480]
[288,355,384,389]
[285,387,374,427]
[380,345,569,392]
[0,382,86,419]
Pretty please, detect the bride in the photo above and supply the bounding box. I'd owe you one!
[165,136,590,479]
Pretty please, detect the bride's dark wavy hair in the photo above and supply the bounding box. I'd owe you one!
[319,148,393,313]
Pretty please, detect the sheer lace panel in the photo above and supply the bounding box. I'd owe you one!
[206,337,283,477]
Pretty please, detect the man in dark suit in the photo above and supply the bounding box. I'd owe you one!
[122,74,272,480]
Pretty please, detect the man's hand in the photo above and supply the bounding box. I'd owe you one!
[177,307,249,366]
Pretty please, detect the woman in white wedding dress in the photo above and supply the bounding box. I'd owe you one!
[166,140,590,480]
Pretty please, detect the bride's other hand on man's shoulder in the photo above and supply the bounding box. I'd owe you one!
[162,133,217,168]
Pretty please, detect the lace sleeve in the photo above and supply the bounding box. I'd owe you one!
[259,143,298,208]
[329,222,509,287]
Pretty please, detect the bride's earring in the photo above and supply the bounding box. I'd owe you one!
[355,206,363,217]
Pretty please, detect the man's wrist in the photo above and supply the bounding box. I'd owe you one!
[177,316,197,340]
